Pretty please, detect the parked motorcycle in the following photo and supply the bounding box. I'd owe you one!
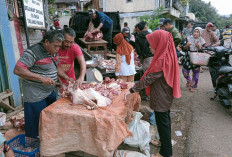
[203,46,232,108]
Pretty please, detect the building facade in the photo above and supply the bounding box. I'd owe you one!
[85,0,194,32]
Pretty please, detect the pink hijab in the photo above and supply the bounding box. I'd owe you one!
[141,30,181,98]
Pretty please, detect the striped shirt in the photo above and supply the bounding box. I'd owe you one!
[16,43,58,102]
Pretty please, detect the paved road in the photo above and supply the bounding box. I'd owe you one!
[177,67,232,157]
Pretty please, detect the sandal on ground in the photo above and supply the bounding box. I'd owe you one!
[150,153,164,157]
[150,139,161,147]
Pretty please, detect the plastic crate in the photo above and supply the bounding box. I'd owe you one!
[6,134,40,157]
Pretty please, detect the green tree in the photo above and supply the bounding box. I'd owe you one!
[189,0,232,28]
[48,0,56,19]
[180,0,191,6]
[140,7,165,31]
[48,0,56,3]
[189,0,219,23]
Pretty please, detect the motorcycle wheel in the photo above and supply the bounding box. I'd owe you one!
[220,99,231,109]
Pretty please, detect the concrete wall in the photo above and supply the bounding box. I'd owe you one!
[103,0,156,32]
[9,21,20,62]
[120,16,141,33]
[19,27,43,50]
[105,0,156,12]
[119,11,154,32]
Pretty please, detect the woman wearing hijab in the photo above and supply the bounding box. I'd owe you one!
[113,33,136,82]
[182,27,205,92]
[125,30,181,157]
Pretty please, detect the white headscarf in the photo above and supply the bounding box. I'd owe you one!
[194,27,203,35]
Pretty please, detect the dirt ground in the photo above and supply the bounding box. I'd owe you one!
[170,66,232,157]
[136,65,232,157]
[67,66,232,157]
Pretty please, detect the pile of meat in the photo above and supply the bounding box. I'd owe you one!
[84,31,103,42]
[84,22,103,42]
[8,114,25,131]
[61,77,128,110]
[99,59,116,71]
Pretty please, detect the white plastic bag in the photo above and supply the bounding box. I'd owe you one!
[124,112,151,157]
[114,150,147,157]
[0,112,6,126]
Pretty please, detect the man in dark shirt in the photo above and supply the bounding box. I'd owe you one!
[155,18,165,31]
[88,9,113,51]
[135,21,153,72]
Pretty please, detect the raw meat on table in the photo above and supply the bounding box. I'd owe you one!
[59,78,128,110]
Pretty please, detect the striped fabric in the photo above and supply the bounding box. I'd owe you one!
[16,43,58,102]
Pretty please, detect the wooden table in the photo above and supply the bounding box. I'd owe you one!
[39,83,141,157]
[79,38,108,59]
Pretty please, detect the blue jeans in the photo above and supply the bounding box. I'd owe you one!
[24,91,56,138]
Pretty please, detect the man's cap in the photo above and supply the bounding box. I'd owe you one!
[158,18,165,26]
[88,9,96,15]
[163,18,172,25]
[122,27,130,34]
[206,22,214,27]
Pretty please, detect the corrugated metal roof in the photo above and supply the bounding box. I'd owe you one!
[55,0,91,3]
[56,0,79,3]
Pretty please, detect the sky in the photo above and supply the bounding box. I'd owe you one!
[201,0,232,15]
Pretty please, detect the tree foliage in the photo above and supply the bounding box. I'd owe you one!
[180,0,190,6]
[48,0,56,4]
[189,0,232,29]
[189,0,219,22]
[48,0,56,19]
[140,7,165,31]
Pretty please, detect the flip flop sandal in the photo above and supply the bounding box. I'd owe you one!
[150,139,161,147]
[186,82,191,87]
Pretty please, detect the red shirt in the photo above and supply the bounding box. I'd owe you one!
[58,44,83,84]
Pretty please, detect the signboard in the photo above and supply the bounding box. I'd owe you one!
[23,0,45,29]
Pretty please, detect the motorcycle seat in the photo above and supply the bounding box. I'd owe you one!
[218,66,232,75]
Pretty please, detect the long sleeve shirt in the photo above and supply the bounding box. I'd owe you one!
[201,29,219,47]
[169,27,182,47]
[135,30,153,61]
[130,72,173,112]
[92,11,113,31]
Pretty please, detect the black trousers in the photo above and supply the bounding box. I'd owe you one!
[102,24,113,51]
[155,110,172,157]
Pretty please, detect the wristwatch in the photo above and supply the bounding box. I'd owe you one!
[3,144,10,153]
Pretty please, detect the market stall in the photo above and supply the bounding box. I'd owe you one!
[85,57,143,81]
[39,83,141,157]
[79,38,108,59]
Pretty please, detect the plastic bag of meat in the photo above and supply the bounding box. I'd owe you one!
[124,112,151,157]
